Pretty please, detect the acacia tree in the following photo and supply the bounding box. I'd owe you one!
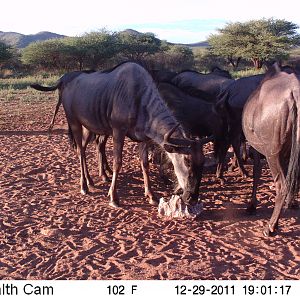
[21,30,119,71]
[117,31,161,60]
[208,23,245,69]
[208,18,300,69]
[145,43,194,71]
[164,44,194,70]
[62,36,90,70]
[21,39,68,70]
[81,30,119,69]
[0,41,13,66]
[193,47,227,72]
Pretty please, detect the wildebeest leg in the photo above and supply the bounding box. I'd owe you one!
[103,147,113,175]
[231,136,248,178]
[138,142,158,205]
[82,127,95,187]
[228,153,237,172]
[215,141,230,185]
[108,129,125,208]
[241,140,248,162]
[95,135,111,182]
[263,158,285,236]
[70,123,89,195]
[247,149,261,214]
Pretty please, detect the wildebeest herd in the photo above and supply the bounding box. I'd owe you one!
[31,61,300,237]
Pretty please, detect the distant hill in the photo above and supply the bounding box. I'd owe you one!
[182,41,209,48]
[0,29,207,49]
[119,29,142,36]
[119,29,208,48]
[0,31,66,48]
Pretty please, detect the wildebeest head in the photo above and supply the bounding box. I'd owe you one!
[162,124,210,205]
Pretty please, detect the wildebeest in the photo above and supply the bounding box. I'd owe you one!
[31,70,112,183]
[32,62,209,208]
[151,69,177,82]
[171,68,234,101]
[242,64,300,235]
[211,66,232,78]
[157,81,228,183]
[214,74,265,178]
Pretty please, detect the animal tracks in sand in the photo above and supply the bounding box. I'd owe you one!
[0,99,300,280]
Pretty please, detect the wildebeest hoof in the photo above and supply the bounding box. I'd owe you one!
[100,175,110,183]
[246,205,257,215]
[228,165,236,172]
[106,168,113,175]
[241,171,249,178]
[263,228,271,237]
[109,199,120,208]
[219,178,225,185]
[87,179,95,187]
[80,188,88,195]
[263,224,276,237]
[149,198,159,206]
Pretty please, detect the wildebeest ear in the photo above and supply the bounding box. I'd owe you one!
[163,144,191,155]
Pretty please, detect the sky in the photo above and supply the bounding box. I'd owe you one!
[1,0,300,44]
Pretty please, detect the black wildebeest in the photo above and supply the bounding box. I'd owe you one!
[33,62,209,208]
[242,64,300,236]
[171,68,234,101]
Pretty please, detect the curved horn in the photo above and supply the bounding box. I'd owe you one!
[181,128,195,143]
[163,124,180,144]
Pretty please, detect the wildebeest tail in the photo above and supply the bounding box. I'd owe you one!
[285,88,300,207]
[30,82,61,92]
[67,124,77,150]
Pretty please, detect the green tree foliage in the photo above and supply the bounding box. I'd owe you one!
[2,31,194,73]
[62,37,90,70]
[22,31,119,71]
[0,41,13,65]
[193,48,227,72]
[80,30,119,69]
[21,30,162,71]
[145,43,194,71]
[21,39,68,70]
[117,31,161,60]
[165,44,194,70]
[208,18,300,69]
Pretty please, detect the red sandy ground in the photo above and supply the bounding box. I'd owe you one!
[0,92,299,279]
